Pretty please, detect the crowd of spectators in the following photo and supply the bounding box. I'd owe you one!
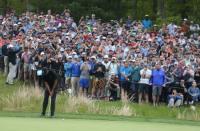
[0,9,200,107]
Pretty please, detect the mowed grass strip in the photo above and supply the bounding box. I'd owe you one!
[0,116,199,131]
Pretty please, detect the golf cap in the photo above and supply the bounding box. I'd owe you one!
[130,59,135,62]
[104,55,109,59]
[82,52,86,55]
[91,56,96,59]
[40,52,45,55]
[112,57,117,60]
[72,52,77,55]
[8,44,14,48]
[60,48,64,52]
[74,55,79,59]
[68,56,72,59]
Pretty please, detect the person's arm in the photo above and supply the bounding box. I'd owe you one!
[64,63,67,71]
[183,70,187,76]
[188,87,193,96]
[150,70,153,85]
[162,71,166,86]
[126,68,132,77]
[109,80,119,87]
[80,63,84,71]
[102,65,106,73]
[197,88,200,96]
[146,70,152,79]
[120,68,126,78]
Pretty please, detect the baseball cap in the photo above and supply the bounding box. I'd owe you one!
[91,56,96,59]
[68,56,72,59]
[40,52,45,55]
[104,55,109,59]
[7,44,14,48]
[112,57,117,60]
[72,52,77,55]
[60,48,64,52]
[74,55,79,59]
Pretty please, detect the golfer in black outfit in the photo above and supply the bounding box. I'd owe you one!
[41,70,58,117]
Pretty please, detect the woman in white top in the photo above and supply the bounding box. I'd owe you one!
[138,64,152,104]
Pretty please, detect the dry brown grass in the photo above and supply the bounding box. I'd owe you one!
[64,96,136,116]
[0,87,42,111]
[177,108,200,121]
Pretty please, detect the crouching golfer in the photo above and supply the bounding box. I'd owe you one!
[41,69,58,117]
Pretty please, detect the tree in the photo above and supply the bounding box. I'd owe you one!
[152,0,158,20]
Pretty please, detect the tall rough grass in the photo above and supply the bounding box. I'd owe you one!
[177,108,200,121]
[0,87,42,111]
[64,96,136,116]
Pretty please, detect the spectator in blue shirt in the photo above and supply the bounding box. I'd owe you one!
[142,15,152,30]
[64,56,73,88]
[188,81,200,104]
[119,61,132,101]
[151,63,165,106]
[70,55,81,96]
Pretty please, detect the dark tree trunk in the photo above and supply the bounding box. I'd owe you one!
[152,0,158,20]
[133,0,138,20]
[159,0,165,19]
[2,0,8,15]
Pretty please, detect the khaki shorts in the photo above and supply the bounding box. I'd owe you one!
[152,86,163,96]
[23,63,30,72]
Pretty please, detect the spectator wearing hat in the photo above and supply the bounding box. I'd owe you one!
[102,55,111,98]
[138,64,152,104]
[119,61,132,101]
[130,60,142,93]
[92,59,106,99]
[70,55,81,96]
[6,44,21,85]
[64,56,73,89]
[142,15,152,30]
[108,57,118,76]
[89,56,97,94]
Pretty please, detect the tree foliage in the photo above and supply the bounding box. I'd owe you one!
[0,0,200,23]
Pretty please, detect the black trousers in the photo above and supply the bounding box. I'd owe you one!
[109,89,117,100]
[42,89,57,116]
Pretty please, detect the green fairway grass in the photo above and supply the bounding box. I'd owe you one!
[0,116,199,131]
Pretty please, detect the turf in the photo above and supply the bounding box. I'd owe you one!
[0,116,199,131]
